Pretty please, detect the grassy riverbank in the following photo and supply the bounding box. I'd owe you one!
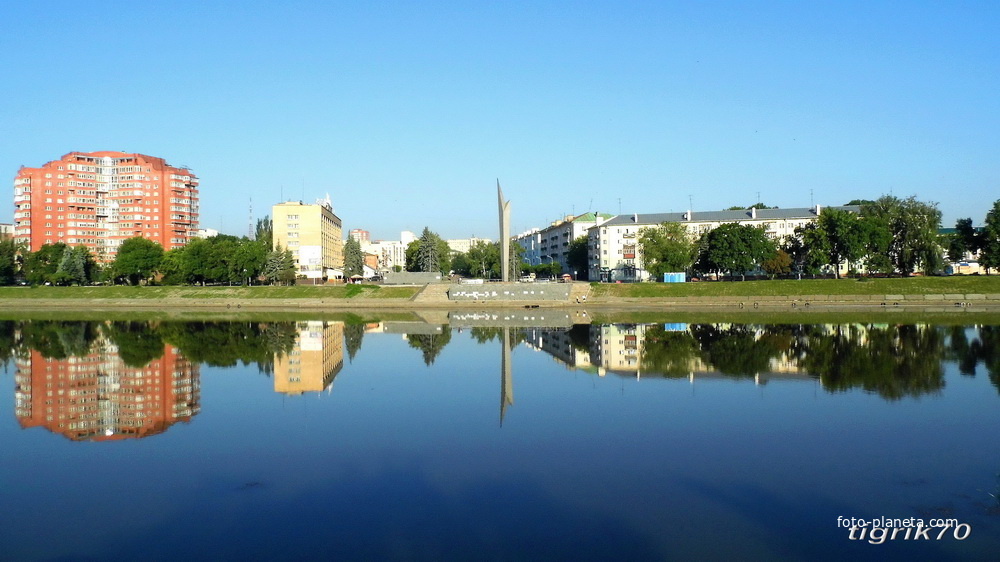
[0,284,420,299]
[590,276,1000,298]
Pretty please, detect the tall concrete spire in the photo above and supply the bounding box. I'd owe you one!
[498,180,511,282]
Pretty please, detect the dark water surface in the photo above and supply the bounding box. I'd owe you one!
[1,319,998,560]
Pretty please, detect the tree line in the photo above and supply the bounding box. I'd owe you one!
[0,217,299,286]
[638,196,1000,280]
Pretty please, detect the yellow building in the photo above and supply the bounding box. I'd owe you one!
[272,197,343,280]
[274,321,345,395]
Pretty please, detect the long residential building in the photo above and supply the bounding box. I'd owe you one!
[589,205,860,281]
[515,212,615,275]
[13,151,199,262]
[272,197,344,280]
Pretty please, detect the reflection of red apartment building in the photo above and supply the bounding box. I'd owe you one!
[14,345,200,441]
[13,151,199,262]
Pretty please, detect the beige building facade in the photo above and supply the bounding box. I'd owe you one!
[272,198,343,279]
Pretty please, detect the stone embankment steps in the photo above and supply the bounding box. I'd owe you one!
[411,283,452,303]
[568,282,592,303]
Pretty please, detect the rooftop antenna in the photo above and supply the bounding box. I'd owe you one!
[810,188,814,207]
[618,198,622,214]
[756,191,760,206]
[688,194,693,210]
[248,197,254,239]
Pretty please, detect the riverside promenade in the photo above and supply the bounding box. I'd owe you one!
[3,281,1000,312]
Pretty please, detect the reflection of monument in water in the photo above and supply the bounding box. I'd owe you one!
[14,343,200,441]
[273,321,344,395]
[500,328,513,425]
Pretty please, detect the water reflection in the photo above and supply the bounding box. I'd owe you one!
[4,320,304,441]
[273,321,344,394]
[522,322,1000,400]
[14,328,199,441]
[5,319,1000,442]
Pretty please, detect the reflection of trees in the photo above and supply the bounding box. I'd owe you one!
[798,324,945,400]
[159,321,298,370]
[406,327,452,366]
[1,321,300,372]
[19,321,101,359]
[639,327,700,378]
[104,321,165,367]
[469,327,527,347]
[690,324,788,378]
[344,323,365,362]
[946,325,1000,394]
[0,320,19,366]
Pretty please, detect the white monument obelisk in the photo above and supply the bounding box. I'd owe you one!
[498,180,511,283]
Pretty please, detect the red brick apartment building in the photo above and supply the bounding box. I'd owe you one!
[13,151,199,262]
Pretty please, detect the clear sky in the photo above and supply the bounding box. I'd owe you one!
[2,1,997,240]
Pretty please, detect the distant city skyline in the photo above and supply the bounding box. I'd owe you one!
[3,2,998,240]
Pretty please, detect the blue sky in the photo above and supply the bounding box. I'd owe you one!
[2,1,997,240]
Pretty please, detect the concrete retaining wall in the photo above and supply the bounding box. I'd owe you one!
[383,272,443,285]
[449,283,571,302]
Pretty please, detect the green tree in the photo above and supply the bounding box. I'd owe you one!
[861,216,894,274]
[0,239,21,285]
[696,223,776,280]
[263,244,297,285]
[53,245,89,285]
[761,249,792,278]
[343,237,364,278]
[464,241,499,278]
[787,226,829,277]
[981,200,1000,274]
[450,252,472,277]
[817,208,867,277]
[112,237,164,285]
[862,196,943,275]
[638,222,698,278]
[726,202,776,210]
[255,215,273,248]
[947,217,980,262]
[23,243,67,285]
[231,238,268,285]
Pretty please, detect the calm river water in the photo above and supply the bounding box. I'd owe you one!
[1,318,998,560]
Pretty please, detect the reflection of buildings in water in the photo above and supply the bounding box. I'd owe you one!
[587,323,812,382]
[14,344,199,441]
[273,321,344,395]
[523,328,595,372]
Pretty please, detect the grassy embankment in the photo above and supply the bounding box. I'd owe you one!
[0,284,419,300]
[590,276,1000,298]
[2,277,999,301]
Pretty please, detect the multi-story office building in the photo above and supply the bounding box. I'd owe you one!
[272,197,343,280]
[588,205,860,281]
[12,151,199,262]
